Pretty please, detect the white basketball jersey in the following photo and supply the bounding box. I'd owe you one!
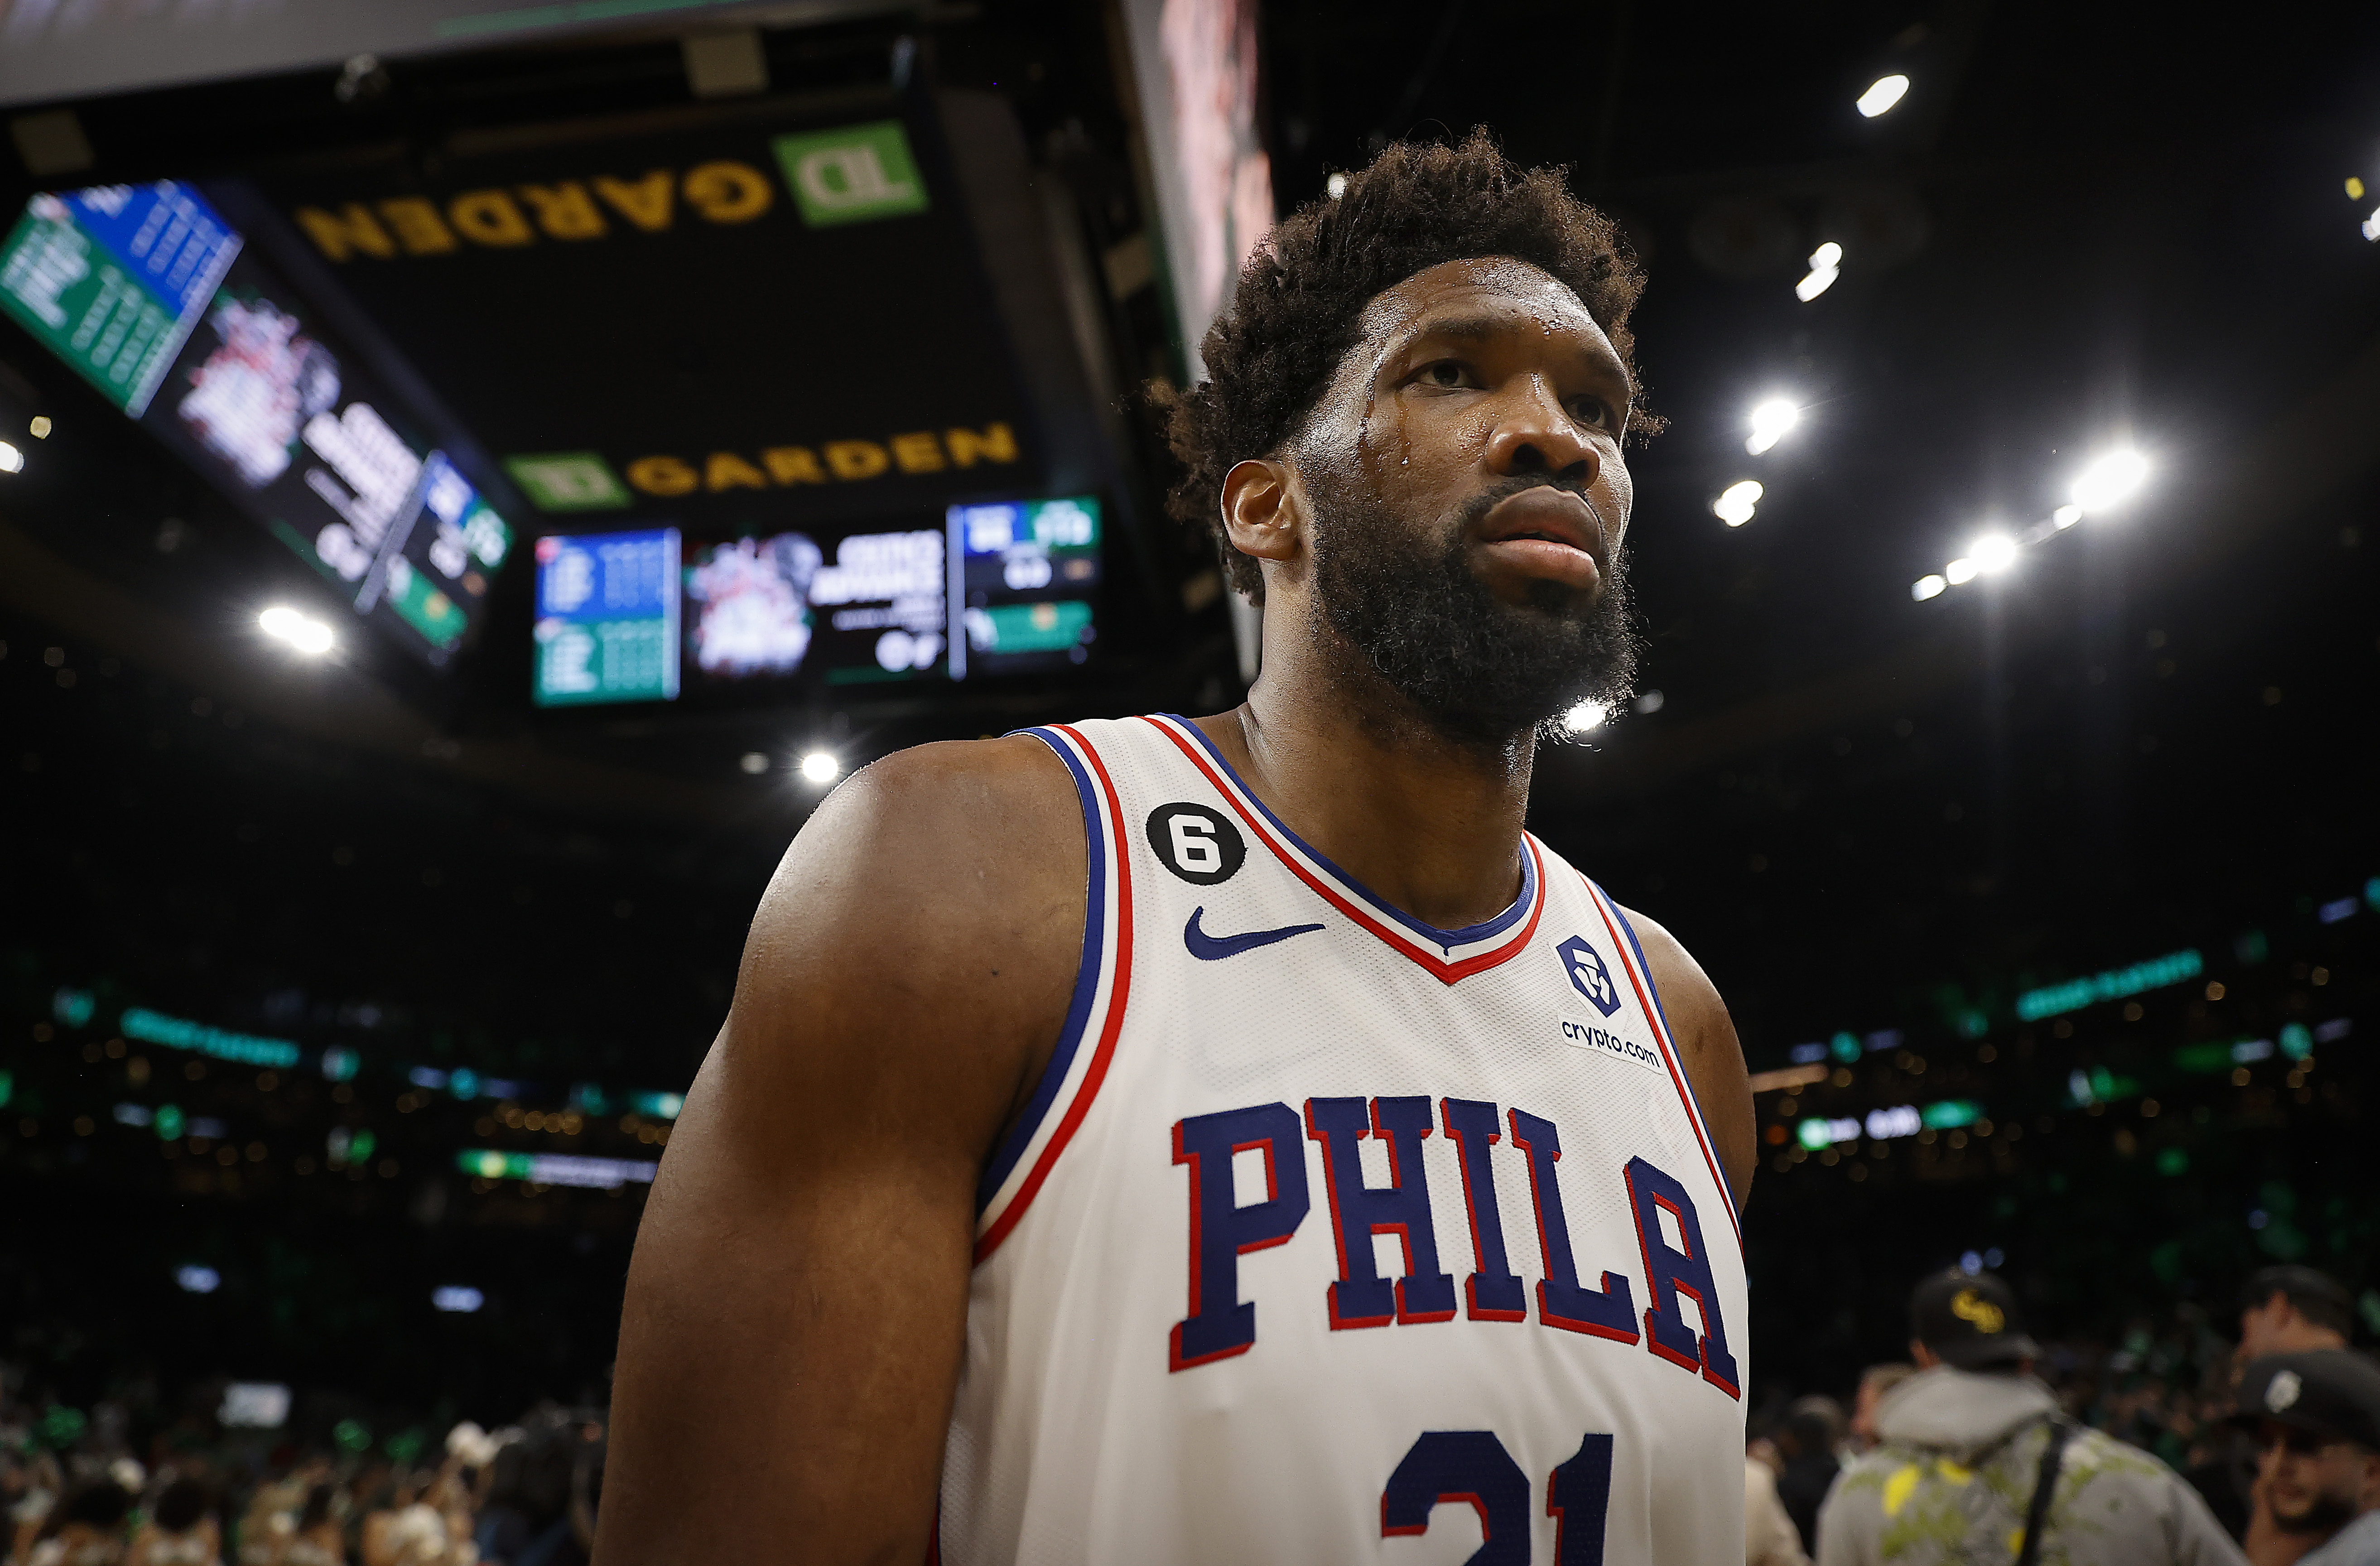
[937,715,1748,1565]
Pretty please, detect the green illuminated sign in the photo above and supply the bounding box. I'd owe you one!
[1920,1099,1981,1129]
[120,1007,301,1069]
[2017,949,2202,1022]
[773,122,928,227]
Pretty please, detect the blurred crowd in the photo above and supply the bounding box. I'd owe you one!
[1,1393,602,1566]
[1744,1264,2380,1566]
[6,1264,2372,1566]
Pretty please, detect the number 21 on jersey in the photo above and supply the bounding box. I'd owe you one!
[1383,1427,1612,1564]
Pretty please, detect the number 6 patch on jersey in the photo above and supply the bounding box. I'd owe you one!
[1145,802,1246,885]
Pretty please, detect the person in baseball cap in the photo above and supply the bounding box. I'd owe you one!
[2234,1350,2380,1565]
[1908,1267,2042,1370]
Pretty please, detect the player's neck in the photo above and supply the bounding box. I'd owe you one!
[1197,664,1535,933]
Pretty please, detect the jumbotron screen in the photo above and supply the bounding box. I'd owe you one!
[0,179,514,666]
[531,495,1101,707]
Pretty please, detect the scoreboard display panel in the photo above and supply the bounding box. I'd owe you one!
[530,495,1101,708]
[0,179,516,667]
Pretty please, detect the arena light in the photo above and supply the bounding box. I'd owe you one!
[0,440,22,474]
[1911,573,1947,601]
[1969,532,2018,574]
[2052,504,2082,529]
[799,750,840,784]
[1712,479,1763,526]
[1327,172,1348,199]
[1855,74,1910,118]
[258,605,335,656]
[1944,556,1978,585]
[175,1265,221,1294]
[1745,398,1800,455]
[1795,242,1842,302]
[1563,699,1609,734]
[2070,449,2149,513]
[431,1286,484,1313]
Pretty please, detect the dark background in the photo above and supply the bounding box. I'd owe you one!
[1,0,2376,1441]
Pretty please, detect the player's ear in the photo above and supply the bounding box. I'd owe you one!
[1220,458,1301,565]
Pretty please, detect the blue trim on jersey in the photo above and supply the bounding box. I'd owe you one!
[1159,714,1537,952]
[975,727,1108,1215]
[1601,890,1740,1224]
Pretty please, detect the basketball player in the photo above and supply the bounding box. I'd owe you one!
[595,132,1756,1564]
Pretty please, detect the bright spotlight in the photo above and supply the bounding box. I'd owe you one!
[2364,208,2380,243]
[1911,574,1948,602]
[0,441,22,475]
[799,750,840,784]
[1745,398,1800,455]
[1712,479,1763,526]
[2052,504,2082,529]
[28,416,51,439]
[1326,172,1348,199]
[1795,243,1842,302]
[1970,532,2018,573]
[431,1286,484,1314]
[1944,557,1978,585]
[1855,74,1910,118]
[2070,449,2149,512]
[1563,699,1608,734]
[258,605,334,656]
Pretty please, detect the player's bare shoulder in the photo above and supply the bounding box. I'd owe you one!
[723,733,1090,1156]
[1612,903,1756,1208]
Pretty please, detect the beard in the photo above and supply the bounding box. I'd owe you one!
[1306,470,1640,749]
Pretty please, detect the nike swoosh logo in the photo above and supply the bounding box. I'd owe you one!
[1183,906,1325,961]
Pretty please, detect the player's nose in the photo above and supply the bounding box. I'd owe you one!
[1481,376,1599,486]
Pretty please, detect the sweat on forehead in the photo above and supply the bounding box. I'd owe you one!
[1151,129,1655,603]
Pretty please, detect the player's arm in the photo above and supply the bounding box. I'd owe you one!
[592,737,1086,1566]
[1617,905,1756,1211]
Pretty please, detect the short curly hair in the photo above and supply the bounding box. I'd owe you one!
[1152,130,1656,602]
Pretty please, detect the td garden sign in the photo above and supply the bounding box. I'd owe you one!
[256,110,1038,523]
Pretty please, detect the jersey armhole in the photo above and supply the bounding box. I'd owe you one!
[971,724,1133,1260]
[1601,890,1743,1231]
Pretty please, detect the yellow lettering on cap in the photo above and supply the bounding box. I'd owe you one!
[824,440,889,481]
[683,161,773,224]
[944,422,1017,468]
[293,204,394,261]
[594,172,675,232]
[376,198,456,255]
[889,432,944,474]
[705,452,770,492]
[762,446,827,486]
[1951,1289,2005,1335]
[1882,1466,1919,1518]
[517,182,607,241]
[625,456,699,496]
[448,190,535,247]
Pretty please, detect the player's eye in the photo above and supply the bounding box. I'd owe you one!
[1569,395,1613,428]
[1418,359,1474,389]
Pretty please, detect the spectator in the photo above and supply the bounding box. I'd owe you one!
[1850,1365,1916,1453]
[2240,1271,2357,1369]
[2234,1352,2380,1566]
[1775,1397,1845,1555]
[125,1482,218,1566]
[23,1482,131,1566]
[273,1487,342,1566]
[1748,1455,1811,1566]
[1817,1270,2244,1566]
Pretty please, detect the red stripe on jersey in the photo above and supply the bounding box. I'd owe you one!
[1583,883,1742,1251]
[1142,716,1543,985]
[973,724,1136,1262]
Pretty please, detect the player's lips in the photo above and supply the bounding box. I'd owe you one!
[1473,487,1604,591]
